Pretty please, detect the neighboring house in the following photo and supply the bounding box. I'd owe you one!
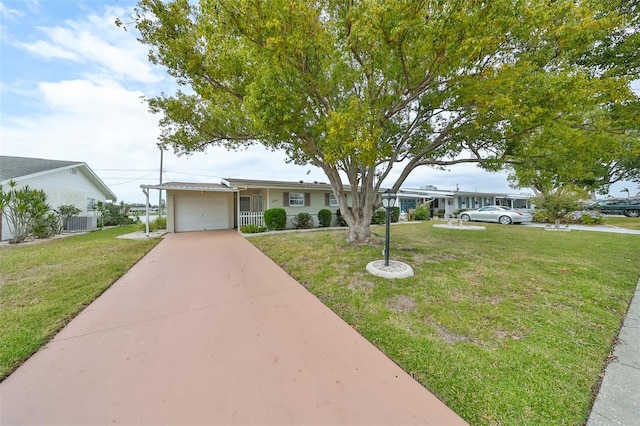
[398,186,533,218]
[0,156,117,241]
[141,178,355,233]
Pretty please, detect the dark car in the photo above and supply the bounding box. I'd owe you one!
[587,198,640,217]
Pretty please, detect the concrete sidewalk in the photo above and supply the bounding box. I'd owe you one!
[587,278,640,426]
[0,230,467,425]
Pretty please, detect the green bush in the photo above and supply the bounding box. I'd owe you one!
[264,208,287,230]
[371,209,387,224]
[240,224,268,233]
[154,217,167,230]
[391,206,400,223]
[318,209,332,227]
[32,213,61,239]
[414,202,432,220]
[292,212,314,229]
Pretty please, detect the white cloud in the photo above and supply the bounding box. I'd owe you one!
[15,6,163,84]
[15,39,80,60]
[0,2,24,20]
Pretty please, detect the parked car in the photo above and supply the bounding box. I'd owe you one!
[587,198,640,217]
[459,206,533,225]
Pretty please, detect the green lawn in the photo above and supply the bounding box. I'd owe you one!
[0,226,161,380]
[249,223,639,425]
[604,216,640,230]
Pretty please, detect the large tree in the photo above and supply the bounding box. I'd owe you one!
[128,0,639,243]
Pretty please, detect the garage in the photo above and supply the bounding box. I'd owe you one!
[174,192,233,232]
[141,182,237,233]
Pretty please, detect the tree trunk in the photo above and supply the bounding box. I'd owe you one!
[344,207,373,244]
[554,218,561,230]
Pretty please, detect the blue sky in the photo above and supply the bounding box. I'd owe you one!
[1,1,638,203]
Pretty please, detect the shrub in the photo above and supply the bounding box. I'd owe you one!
[97,201,134,226]
[240,224,268,233]
[292,212,314,229]
[32,213,62,239]
[532,192,581,228]
[371,209,387,224]
[154,217,167,230]
[56,204,82,230]
[414,202,432,220]
[318,209,332,227]
[0,181,51,243]
[567,210,604,225]
[391,206,400,223]
[264,208,287,230]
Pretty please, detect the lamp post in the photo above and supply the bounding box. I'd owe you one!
[381,189,397,267]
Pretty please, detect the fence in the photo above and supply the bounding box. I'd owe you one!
[239,211,265,227]
[65,216,98,231]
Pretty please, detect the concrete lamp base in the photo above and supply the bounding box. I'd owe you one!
[366,260,414,279]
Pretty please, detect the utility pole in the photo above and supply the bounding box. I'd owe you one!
[158,146,163,219]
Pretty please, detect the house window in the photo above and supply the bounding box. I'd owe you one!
[329,193,339,206]
[240,196,251,211]
[87,198,95,210]
[289,193,305,207]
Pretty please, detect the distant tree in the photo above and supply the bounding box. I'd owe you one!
[532,190,581,230]
[0,181,51,243]
[128,0,640,243]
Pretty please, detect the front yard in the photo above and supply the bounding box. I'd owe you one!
[249,221,639,425]
[1,220,638,425]
[0,226,161,380]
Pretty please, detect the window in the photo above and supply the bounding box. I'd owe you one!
[87,198,95,210]
[289,193,305,207]
[329,193,339,206]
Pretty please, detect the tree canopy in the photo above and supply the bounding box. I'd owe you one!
[129,0,640,242]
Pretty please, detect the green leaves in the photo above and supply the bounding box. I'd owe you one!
[131,0,640,241]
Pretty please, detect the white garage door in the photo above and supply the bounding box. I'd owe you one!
[175,192,231,232]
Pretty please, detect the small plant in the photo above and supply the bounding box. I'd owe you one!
[318,209,332,227]
[292,212,314,229]
[0,181,51,243]
[414,201,432,220]
[240,224,268,233]
[32,213,62,239]
[371,208,387,224]
[391,206,400,223]
[56,204,82,230]
[264,208,287,230]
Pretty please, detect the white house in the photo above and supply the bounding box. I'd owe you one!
[0,156,117,241]
[397,186,534,218]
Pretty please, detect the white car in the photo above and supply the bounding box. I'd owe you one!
[459,206,533,225]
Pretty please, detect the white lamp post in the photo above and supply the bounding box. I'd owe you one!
[381,189,397,267]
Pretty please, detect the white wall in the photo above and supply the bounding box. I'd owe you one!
[1,167,109,241]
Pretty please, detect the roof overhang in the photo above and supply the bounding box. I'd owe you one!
[141,181,238,193]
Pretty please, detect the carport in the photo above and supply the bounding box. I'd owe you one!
[141,181,238,234]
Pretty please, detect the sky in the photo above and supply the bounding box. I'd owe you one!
[1,0,638,204]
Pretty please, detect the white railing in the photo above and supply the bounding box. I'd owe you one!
[239,211,264,227]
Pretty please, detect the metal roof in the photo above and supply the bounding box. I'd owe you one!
[140,182,238,192]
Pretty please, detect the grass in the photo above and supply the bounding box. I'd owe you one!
[0,225,161,380]
[249,222,640,425]
[603,215,640,230]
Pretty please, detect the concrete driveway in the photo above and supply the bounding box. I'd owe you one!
[1,230,467,425]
